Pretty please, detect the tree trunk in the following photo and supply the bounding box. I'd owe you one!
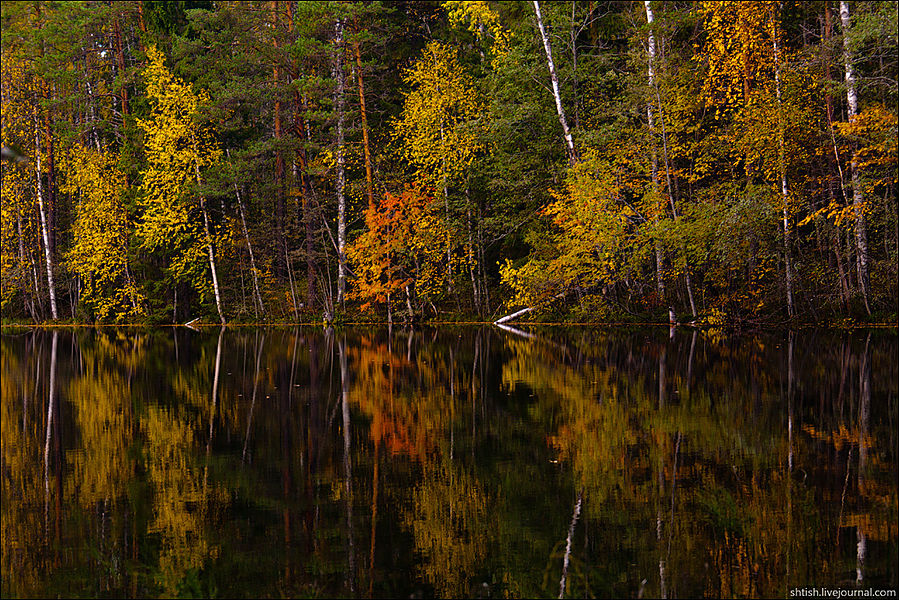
[645,1,665,302]
[34,107,58,320]
[353,29,375,212]
[773,29,795,318]
[287,2,316,308]
[193,151,225,324]
[227,150,265,316]
[533,0,576,164]
[334,17,347,308]
[840,1,871,315]
[645,1,696,319]
[113,16,129,117]
[271,0,286,253]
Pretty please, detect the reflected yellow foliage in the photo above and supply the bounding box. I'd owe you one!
[143,405,224,596]
[0,343,45,597]
[66,364,131,505]
[406,461,488,598]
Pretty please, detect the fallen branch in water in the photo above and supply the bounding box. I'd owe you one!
[493,292,566,325]
[494,306,537,325]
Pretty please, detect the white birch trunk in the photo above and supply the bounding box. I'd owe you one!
[645,1,665,301]
[533,0,576,164]
[840,1,871,314]
[645,1,697,318]
[335,18,347,307]
[193,152,225,324]
[773,31,795,318]
[33,108,58,320]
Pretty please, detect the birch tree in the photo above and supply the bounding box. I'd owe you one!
[138,45,226,323]
[840,1,872,315]
[533,0,576,164]
[334,17,348,308]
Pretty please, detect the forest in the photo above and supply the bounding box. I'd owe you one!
[1,0,896,326]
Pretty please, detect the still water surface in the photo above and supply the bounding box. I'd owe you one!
[1,326,897,598]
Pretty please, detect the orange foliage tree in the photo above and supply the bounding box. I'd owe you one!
[347,186,450,319]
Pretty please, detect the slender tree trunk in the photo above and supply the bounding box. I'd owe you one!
[192,150,225,324]
[34,107,58,320]
[533,0,576,164]
[823,4,852,312]
[43,91,58,256]
[16,212,36,320]
[773,28,795,318]
[288,3,316,308]
[645,1,665,302]
[295,95,317,307]
[466,186,480,314]
[645,1,696,318]
[353,30,375,212]
[334,18,347,308]
[113,16,129,117]
[227,150,265,316]
[272,1,286,252]
[840,1,872,315]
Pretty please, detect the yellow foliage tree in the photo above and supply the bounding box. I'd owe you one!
[442,1,510,60]
[393,42,485,293]
[61,144,144,322]
[500,147,647,312]
[1,55,43,318]
[137,45,225,323]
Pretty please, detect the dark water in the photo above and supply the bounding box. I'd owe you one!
[1,326,896,598]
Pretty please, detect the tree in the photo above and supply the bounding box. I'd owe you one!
[347,186,450,321]
[137,45,226,323]
[393,41,485,298]
[532,0,576,164]
[698,0,812,319]
[61,144,144,322]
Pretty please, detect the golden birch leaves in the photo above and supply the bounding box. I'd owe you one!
[137,45,222,296]
[393,42,485,189]
[61,144,144,321]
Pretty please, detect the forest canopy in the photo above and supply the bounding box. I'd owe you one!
[1,0,896,325]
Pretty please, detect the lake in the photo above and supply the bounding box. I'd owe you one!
[1,326,896,598]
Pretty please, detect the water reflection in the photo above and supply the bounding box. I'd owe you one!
[1,326,896,598]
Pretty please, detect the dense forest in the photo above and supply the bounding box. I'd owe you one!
[1,0,896,326]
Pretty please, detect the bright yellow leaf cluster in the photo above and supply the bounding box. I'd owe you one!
[393,42,484,188]
[61,143,145,321]
[442,1,511,59]
[137,45,222,294]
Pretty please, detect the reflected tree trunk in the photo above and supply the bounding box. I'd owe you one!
[205,327,224,489]
[43,330,58,541]
[339,336,356,595]
[559,490,583,599]
[788,331,795,472]
[243,332,266,464]
[856,332,871,584]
